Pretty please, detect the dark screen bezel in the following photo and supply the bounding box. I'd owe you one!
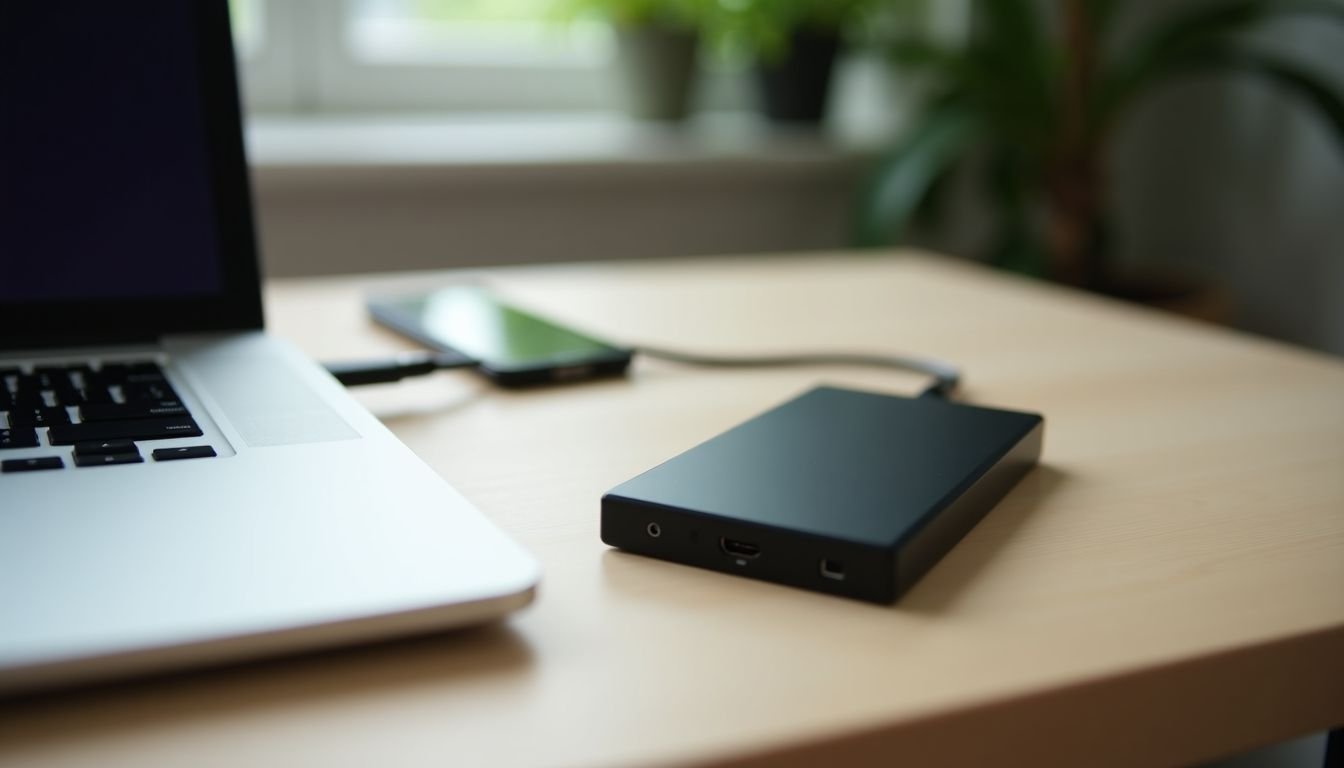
[0,0,264,351]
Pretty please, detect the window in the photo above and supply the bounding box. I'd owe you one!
[349,0,601,66]
[232,0,631,113]
[230,0,264,57]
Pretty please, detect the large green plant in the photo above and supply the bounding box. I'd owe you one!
[856,0,1344,289]
[554,0,716,26]
[713,0,880,57]
[557,0,878,46]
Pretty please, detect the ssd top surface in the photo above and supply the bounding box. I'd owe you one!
[604,386,1042,547]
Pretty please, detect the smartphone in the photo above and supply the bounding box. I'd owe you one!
[367,286,633,387]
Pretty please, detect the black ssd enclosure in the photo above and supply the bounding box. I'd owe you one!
[601,386,1044,603]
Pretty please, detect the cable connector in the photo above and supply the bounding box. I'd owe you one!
[324,350,477,387]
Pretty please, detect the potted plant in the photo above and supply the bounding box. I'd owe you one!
[561,0,717,121]
[855,0,1344,307]
[718,0,877,124]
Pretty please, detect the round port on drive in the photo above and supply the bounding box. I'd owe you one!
[646,522,662,538]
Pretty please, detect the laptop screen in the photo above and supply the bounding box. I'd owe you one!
[1,3,223,303]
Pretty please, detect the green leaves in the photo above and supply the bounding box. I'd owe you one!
[554,0,717,27]
[857,0,1344,281]
[1102,0,1344,126]
[557,0,901,55]
[886,37,962,74]
[1156,44,1344,152]
[977,0,1054,111]
[712,0,893,57]
[1249,55,1344,151]
[854,101,980,247]
[984,142,1050,276]
[856,0,1058,254]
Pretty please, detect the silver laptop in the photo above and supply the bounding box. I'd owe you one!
[0,1,539,694]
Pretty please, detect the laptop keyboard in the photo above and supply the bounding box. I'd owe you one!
[1,361,216,473]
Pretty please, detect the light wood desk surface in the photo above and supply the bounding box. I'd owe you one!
[4,252,1342,767]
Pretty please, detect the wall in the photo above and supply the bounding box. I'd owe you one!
[249,8,1344,357]
[1110,6,1344,355]
[252,157,861,278]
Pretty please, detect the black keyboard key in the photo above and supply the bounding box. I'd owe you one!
[7,407,71,428]
[152,445,217,462]
[73,452,144,468]
[65,366,94,385]
[73,388,116,406]
[1,456,64,473]
[9,390,47,409]
[79,372,115,391]
[74,439,138,456]
[47,416,202,445]
[99,361,161,378]
[79,402,189,423]
[48,385,81,405]
[0,428,40,449]
[49,387,97,406]
[124,370,167,384]
[33,369,74,389]
[120,381,180,403]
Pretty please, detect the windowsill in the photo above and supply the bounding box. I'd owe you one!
[246,112,879,278]
[244,111,883,170]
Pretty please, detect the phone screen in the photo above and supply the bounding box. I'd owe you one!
[371,287,630,378]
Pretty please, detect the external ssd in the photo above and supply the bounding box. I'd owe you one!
[601,386,1043,603]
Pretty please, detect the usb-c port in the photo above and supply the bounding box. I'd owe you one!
[719,538,761,560]
[819,559,845,581]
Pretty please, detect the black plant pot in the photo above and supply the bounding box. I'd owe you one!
[755,27,841,125]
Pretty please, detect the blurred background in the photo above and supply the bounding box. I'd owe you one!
[231,4,1337,762]
[233,0,1344,358]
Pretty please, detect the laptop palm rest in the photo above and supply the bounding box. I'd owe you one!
[168,335,359,448]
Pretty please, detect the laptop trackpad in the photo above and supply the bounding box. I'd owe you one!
[171,336,359,448]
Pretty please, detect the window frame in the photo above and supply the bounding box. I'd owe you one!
[234,0,303,111]
[235,0,751,114]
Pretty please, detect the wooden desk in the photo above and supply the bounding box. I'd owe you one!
[4,252,1342,767]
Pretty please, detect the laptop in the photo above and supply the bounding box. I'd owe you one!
[0,2,539,694]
